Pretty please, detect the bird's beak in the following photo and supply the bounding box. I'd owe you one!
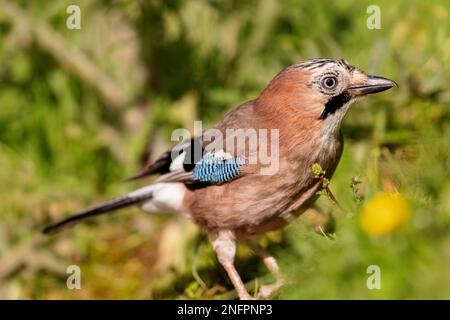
[348,75,397,96]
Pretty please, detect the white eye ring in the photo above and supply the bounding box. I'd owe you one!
[321,76,338,90]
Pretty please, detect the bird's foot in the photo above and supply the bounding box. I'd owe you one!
[256,281,283,300]
[239,292,256,300]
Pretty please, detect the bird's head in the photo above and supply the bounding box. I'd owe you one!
[259,58,397,134]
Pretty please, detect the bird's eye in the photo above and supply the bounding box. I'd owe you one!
[322,76,338,90]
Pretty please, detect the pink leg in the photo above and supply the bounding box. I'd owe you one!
[209,230,253,300]
[243,238,284,299]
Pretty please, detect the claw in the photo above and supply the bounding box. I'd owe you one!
[257,282,283,299]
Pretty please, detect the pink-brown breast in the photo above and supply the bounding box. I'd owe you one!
[182,123,343,235]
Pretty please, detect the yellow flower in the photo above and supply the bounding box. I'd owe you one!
[360,192,410,237]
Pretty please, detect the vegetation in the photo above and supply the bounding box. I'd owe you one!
[0,0,449,299]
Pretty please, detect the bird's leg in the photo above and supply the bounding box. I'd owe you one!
[242,238,284,299]
[209,230,253,300]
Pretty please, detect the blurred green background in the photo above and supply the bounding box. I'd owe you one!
[0,0,449,299]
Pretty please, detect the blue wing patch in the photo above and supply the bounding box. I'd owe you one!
[193,153,245,184]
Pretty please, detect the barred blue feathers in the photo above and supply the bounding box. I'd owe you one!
[193,153,245,184]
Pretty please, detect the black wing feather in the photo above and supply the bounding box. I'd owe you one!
[125,137,203,181]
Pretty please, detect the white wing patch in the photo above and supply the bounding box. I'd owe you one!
[212,150,233,160]
[169,151,186,171]
[139,183,186,213]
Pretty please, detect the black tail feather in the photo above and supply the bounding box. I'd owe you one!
[42,192,152,235]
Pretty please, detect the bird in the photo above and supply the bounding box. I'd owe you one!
[43,58,396,300]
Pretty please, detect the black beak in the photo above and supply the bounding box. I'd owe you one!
[348,75,397,96]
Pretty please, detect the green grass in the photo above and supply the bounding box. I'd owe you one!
[0,0,449,299]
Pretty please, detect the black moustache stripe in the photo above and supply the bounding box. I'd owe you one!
[320,90,351,120]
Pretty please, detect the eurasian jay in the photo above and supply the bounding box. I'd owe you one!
[43,58,396,299]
